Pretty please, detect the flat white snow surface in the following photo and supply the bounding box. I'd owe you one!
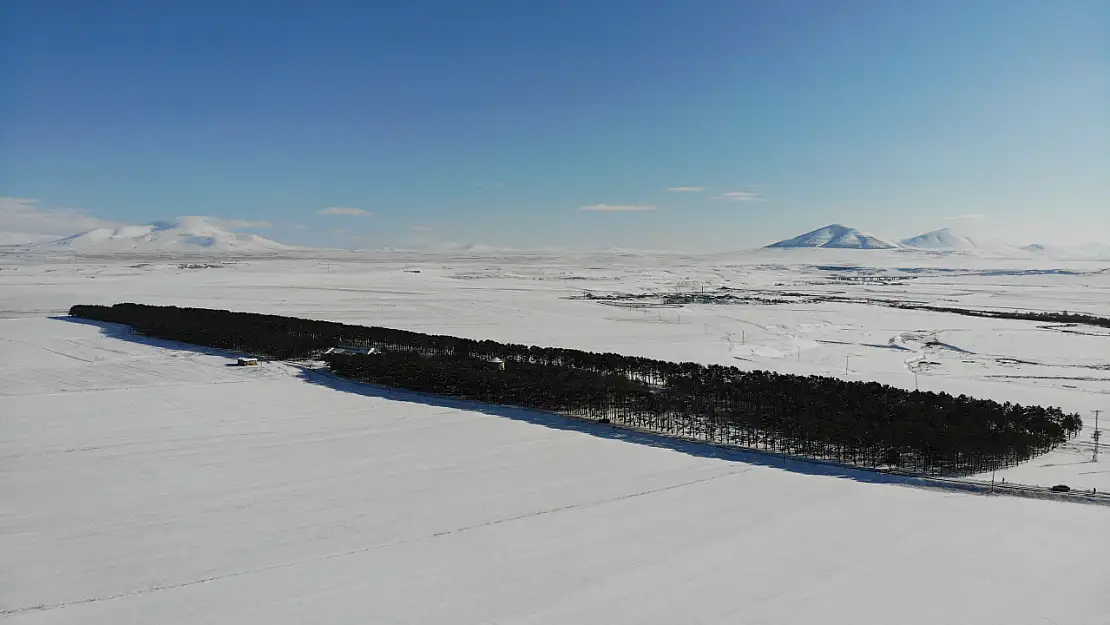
[2,249,1110,623]
[2,317,1107,624]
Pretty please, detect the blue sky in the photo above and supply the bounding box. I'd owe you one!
[2,0,1107,250]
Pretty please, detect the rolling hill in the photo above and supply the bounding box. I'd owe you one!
[899,228,981,252]
[34,217,289,255]
[766,224,898,249]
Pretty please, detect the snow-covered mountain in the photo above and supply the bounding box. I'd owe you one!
[899,228,981,252]
[766,224,898,249]
[33,217,289,256]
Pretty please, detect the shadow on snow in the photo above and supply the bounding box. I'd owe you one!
[52,315,1073,500]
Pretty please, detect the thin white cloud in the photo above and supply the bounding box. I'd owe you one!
[579,204,656,213]
[411,225,433,232]
[944,213,987,221]
[666,186,705,192]
[0,197,118,236]
[712,191,763,202]
[317,207,373,216]
[329,228,346,235]
[283,223,309,230]
[206,218,272,229]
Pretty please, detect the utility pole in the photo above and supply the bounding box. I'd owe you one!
[914,371,919,391]
[1093,410,1102,463]
[845,356,850,375]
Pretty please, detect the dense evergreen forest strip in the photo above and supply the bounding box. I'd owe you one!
[580,290,1110,329]
[70,303,1083,476]
[889,305,1110,328]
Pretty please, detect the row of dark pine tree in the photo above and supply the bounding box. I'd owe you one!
[70,303,1083,476]
[890,304,1110,328]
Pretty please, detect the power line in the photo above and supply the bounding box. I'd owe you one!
[1092,410,1101,464]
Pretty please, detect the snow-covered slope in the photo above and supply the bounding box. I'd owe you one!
[899,228,981,252]
[35,217,288,256]
[767,224,898,249]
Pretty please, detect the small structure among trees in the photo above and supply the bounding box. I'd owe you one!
[325,344,379,356]
[236,357,259,366]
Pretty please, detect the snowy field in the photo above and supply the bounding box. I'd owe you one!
[2,248,1109,623]
[3,248,1107,488]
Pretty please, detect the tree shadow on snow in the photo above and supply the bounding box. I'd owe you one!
[51,315,989,495]
[294,364,968,492]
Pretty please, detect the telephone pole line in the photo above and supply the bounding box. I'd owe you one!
[1093,410,1101,463]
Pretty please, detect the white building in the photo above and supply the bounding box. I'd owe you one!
[325,346,379,356]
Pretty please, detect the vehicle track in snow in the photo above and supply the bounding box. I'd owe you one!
[0,467,753,617]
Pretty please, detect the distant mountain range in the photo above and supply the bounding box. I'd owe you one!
[22,217,289,256]
[1,219,1100,257]
[769,224,1003,252]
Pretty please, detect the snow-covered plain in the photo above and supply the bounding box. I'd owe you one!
[2,248,1108,623]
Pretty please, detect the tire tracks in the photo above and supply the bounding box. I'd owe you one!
[0,467,749,617]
